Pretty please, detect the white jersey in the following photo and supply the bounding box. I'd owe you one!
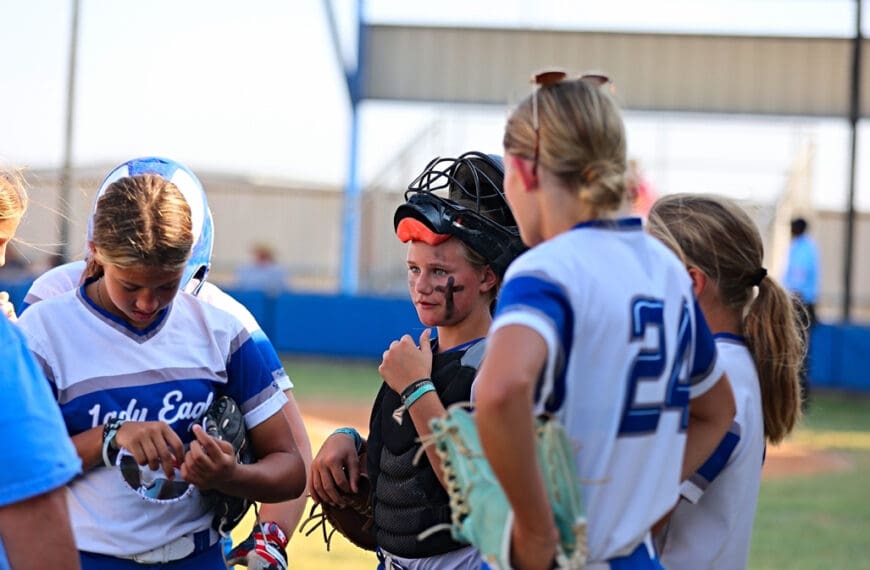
[23,261,292,391]
[17,286,288,556]
[490,218,724,563]
[657,335,764,570]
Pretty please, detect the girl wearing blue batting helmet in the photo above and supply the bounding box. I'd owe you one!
[22,157,314,570]
[17,165,308,569]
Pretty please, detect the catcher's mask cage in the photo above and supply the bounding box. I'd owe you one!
[87,156,215,296]
[393,151,526,278]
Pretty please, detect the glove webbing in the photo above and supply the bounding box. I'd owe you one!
[414,415,476,541]
[298,498,374,551]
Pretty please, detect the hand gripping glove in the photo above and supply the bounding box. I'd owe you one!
[424,404,587,569]
[299,451,377,551]
[226,521,288,570]
[193,395,255,535]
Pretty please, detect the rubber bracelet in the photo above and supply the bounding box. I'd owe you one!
[332,427,363,453]
[101,418,127,467]
[403,381,436,410]
[400,377,432,402]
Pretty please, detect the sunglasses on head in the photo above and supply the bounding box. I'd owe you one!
[530,70,612,177]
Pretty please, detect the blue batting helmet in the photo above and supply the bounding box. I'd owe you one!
[87,157,214,295]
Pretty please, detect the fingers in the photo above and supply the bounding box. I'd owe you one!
[156,426,184,477]
[167,434,185,469]
[327,462,353,505]
[418,328,432,353]
[346,454,360,495]
[181,434,223,488]
[113,421,184,477]
[182,438,215,485]
[181,424,239,488]
[309,469,326,504]
[192,423,234,457]
[310,436,360,506]
[0,291,17,322]
[138,437,168,475]
[310,462,348,506]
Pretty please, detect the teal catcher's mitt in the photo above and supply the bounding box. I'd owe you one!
[425,405,587,569]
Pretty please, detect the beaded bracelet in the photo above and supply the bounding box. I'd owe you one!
[402,381,436,410]
[400,377,433,402]
[332,426,363,453]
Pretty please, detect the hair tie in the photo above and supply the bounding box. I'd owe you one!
[752,267,767,286]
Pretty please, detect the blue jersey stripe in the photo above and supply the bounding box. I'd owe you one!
[496,274,573,412]
[226,334,281,413]
[696,421,741,484]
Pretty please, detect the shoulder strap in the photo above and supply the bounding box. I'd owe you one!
[460,339,487,369]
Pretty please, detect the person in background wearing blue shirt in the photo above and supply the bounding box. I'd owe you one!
[784,216,819,409]
[784,217,819,326]
[235,243,288,297]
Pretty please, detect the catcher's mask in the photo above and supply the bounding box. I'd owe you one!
[393,151,526,278]
[88,156,214,296]
[117,449,195,504]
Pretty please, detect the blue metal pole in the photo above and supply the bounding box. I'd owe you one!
[338,0,365,294]
[340,102,361,294]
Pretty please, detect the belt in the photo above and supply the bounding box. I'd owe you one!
[120,529,216,564]
[585,533,660,570]
[376,548,410,570]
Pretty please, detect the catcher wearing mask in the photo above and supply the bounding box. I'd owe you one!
[307,151,524,569]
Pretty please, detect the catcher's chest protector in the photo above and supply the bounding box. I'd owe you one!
[368,344,483,558]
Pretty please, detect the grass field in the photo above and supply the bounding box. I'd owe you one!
[750,391,870,569]
[270,357,870,569]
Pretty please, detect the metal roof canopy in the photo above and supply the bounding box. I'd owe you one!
[362,24,868,118]
[337,20,863,319]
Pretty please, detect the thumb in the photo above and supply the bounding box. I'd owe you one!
[0,291,8,303]
[419,328,433,353]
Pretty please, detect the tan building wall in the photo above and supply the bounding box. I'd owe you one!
[6,166,869,322]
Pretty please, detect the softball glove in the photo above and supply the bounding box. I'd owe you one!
[299,451,377,551]
[194,395,254,534]
[424,404,587,569]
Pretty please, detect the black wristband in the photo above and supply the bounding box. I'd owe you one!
[400,377,433,402]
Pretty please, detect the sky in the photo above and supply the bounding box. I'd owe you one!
[0,0,867,211]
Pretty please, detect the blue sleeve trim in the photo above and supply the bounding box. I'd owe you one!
[225,335,282,409]
[496,274,573,355]
[695,421,741,484]
[496,274,573,412]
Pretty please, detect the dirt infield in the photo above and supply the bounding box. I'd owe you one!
[761,440,852,479]
[301,400,372,433]
[299,398,855,481]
